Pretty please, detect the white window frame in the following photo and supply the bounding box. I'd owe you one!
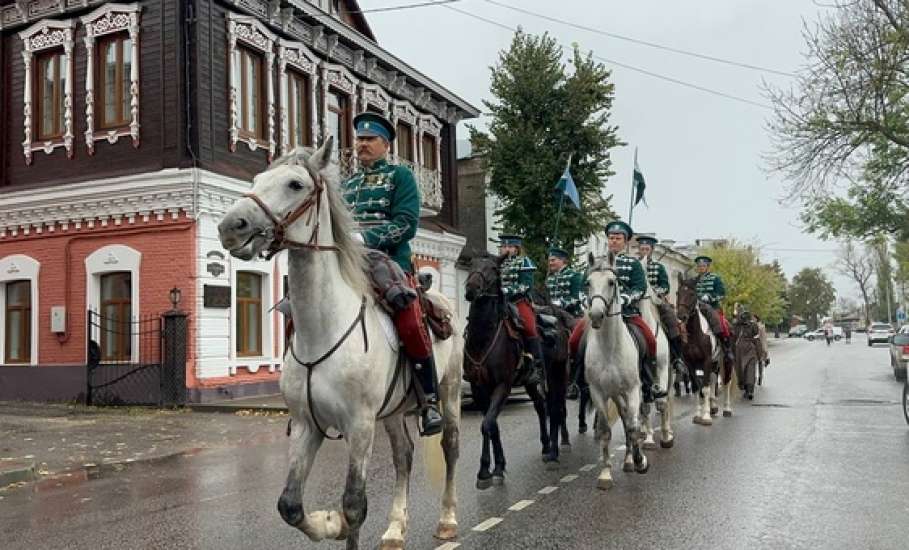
[85,245,141,363]
[359,83,391,118]
[320,61,358,146]
[230,261,273,371]
[0,255,40,366]
[81,3,142,155]
[277,39,319,156]
[19,18,76,165]
[227,13,276,160]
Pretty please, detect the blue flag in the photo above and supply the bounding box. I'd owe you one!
[555,167,580,209]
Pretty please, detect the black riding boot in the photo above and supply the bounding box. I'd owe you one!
[639,357,666,403]
[669,336,686,377]
[720,335,735,365]
[414,355,443,437]
[524,336,545,388]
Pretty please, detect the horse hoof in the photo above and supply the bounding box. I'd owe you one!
[660,437,675,449]
[723,410,733,417]
[642,440,658,450]
[434,522,458,541]
[492,475,505,486]
[597,476,614,490]
[476,477,492,490]
[635,459,650,475]
[710,407,719,416]
[380,538,405,550]
[693,416,713,426]
[622,461,635,473]
[578,425,588,434]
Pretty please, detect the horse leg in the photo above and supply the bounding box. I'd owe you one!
[624,389,649,475]
[641,400,656,450]
[693,367,713,426]
[658,393,674,448]
[594,406,614,490]
[578,382,591,433]
[488,383,511,483]
[277,418,330,540]
[434,370,461,541]
[525,381,550,458]
[723,369,734,417]
[709,371,720,416]
[340,421,377,550]
[379,416,412,550]
[614,394,635,473]
[557,363,571,452]
[475,387,493,490]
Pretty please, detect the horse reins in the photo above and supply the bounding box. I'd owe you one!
[243,163,339,260]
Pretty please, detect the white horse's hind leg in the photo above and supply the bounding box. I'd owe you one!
[380,416,412,550]
[722,372,734,417]
[641,401,657,450]
[594,407,614,490]
[693,382,713,426]
[434,370,461,541]
[709,372,720,416]
[657,396,674,448]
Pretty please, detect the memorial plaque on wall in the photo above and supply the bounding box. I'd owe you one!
[204,285,231,308]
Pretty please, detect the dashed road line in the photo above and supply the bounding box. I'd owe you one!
[560,474,578,483]
[579,463,597,472]
[537,485,559,495]
[508,499,535,511]
[471,517,503,532]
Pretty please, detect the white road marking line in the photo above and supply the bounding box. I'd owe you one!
[579,463,597,472]
[435,543,461,550]
[537,486,559,495]
[472,517,503,532]
[508,499,535,511]
[616,445,627,451]
[560,474,578,483]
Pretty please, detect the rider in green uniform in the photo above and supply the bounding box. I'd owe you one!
[694,255,735,364]
[636,235,686,376]
[545,247,586,318]
[340,112,441,436]
[499,234,545,386]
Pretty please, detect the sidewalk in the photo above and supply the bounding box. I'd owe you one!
[0,401,288,492]
[187,393,287,413]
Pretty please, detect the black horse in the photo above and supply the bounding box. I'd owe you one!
[463,254,551,488]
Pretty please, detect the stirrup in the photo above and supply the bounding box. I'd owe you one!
[419,404,443,437]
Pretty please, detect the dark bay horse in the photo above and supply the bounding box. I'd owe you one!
[463,254,550,488]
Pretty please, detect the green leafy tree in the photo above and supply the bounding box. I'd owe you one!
[765,1,909,239]
[471,31,622,272]
[701,244,786,324]
[788,268,837,329]
[894,240,909,305]
[870,236,897,322]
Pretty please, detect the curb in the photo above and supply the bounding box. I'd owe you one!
[186,402,289,414]
[0,461,36,487]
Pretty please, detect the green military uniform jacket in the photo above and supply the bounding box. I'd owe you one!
[545,266,586,318]
[615,253,647,316]
[696,272,726,307]
[341,158,420,271]
[643,258,670,296]
[501,255,536,301]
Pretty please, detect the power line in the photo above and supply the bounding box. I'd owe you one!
[483,0,796,77]
[309,0,461,20]
[442,4,771,109]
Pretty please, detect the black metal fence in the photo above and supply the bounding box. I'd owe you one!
[85,309,187,407]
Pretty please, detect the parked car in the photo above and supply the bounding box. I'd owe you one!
[805,328,841,341]
[868,323,895,346]
[889,327,909,381]
[788,324,808,338]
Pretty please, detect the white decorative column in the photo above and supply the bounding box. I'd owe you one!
[81,3,143,155]
[18,18,77,165]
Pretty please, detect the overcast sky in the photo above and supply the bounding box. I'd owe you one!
[361,0,857,298]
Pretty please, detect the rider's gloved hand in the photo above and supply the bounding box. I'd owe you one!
[620,294,630,306]
[352,232,365,243]
[699,294,711,303]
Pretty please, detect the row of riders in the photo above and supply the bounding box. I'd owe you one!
[217,111,769,549]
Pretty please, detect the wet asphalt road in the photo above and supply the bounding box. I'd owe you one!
[1,338,907,550]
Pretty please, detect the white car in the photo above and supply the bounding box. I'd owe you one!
[868,323,895,347]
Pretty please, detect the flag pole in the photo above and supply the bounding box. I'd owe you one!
[552,153,573,246]
[628,147,637,226]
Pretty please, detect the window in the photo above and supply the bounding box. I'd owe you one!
[100,272,132,362]
[287,71,311,148]
[326,90,350,160]
[4,281,31,364]
[396,121,413,162]
[421,133,437,170]
[97,34,133,129]
[237,272,262,357]
[239,46,266,141]
[35,50,66,141]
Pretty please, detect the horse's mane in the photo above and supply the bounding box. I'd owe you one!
[271,149,368,296]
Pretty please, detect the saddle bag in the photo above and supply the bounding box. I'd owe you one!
[421,291,454,341]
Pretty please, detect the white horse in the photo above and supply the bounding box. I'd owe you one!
[638,283,674,449]
[217,140,463,550]
[584,252,650,490]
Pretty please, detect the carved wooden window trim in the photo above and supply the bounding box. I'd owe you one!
[359,83,391,118]
[81,3,141,155]
[320,61,358,157]
[277,39,318,155]
[227,13,276,160]
[19,18,76,165]
[418,113,442,171]
[391,100,418,162]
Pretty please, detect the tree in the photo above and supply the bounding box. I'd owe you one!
[700,244,787,324]
[870,236,897,322]
[894,240,909,305]
[835,240,875,326]
[471,31,622,271]
[788,268,837,329]
[765,1,909,238]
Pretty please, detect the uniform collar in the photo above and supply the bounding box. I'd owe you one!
[361,158,389,171]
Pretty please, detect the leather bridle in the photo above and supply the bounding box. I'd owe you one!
[243,164,339,260]
[587,265,622,320]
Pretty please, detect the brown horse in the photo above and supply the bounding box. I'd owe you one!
[463,254,550,488]
[675,274,724,425]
